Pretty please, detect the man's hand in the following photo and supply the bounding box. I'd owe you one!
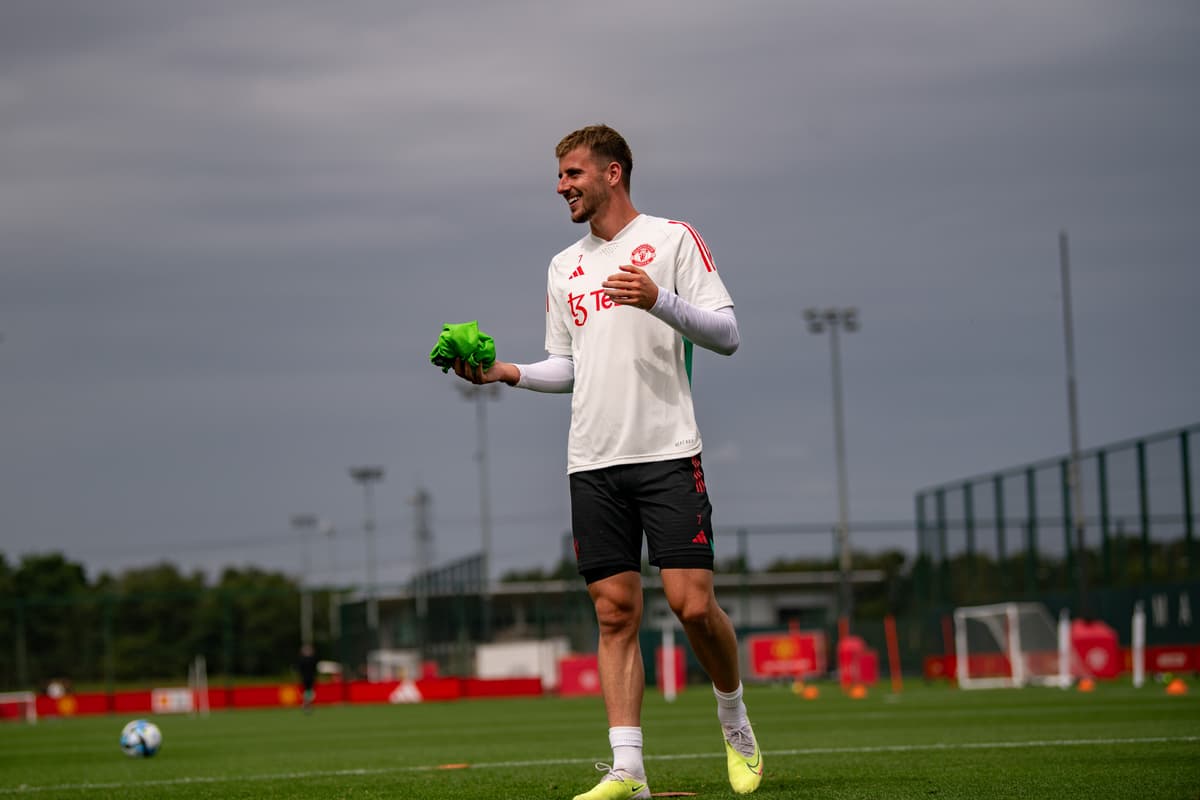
[603,265,659,310]
[453,358,519,386]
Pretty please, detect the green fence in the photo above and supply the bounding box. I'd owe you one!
[914,423,1198,609]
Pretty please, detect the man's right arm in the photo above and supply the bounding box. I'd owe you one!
[453,259,576,392]
[512,354,574,393]
[451,354,574,393]
[452,358,521,386]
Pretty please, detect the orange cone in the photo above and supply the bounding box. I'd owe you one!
[802,685,820,700]
[849,684,868,699]
[1166,678,1188,695]
[1077,678,1095,693]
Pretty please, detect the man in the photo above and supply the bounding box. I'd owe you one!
[296,644,318,714]
[451,124,760,798]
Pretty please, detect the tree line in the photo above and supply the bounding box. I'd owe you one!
[0,552,322,692]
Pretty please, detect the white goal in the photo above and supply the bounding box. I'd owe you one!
[189,654,210,716]
[953,602,1078,689]
[0,692,37,724]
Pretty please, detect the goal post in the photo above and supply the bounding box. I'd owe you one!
[953,602,1078,689]
[1131,601,1146,688]
[0,692,37,724]
[188,654,210,717]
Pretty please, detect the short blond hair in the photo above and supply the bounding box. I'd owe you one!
[555,124,633,191]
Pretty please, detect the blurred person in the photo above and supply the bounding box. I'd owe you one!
[448,125,760,798]
[296,644,318,714]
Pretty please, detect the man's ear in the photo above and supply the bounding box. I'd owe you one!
[606,161,623,188]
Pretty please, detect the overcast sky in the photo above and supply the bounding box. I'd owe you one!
[2,0,1197,590]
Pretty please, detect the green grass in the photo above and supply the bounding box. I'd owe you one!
[1,681,1198,799]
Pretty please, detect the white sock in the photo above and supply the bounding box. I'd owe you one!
[609,726,644,777]
[713,682,749,730]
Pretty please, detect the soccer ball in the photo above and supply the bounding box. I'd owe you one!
[119,719,163,758]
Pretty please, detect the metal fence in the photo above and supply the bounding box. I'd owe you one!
[5,425,1196,691]
[914,423,1198,608]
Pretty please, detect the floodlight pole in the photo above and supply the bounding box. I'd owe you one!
[290,513,319,647]
[349,466,385,644]
[456,383,500,641]
[805,307,859,623]
[319,520,339,643]
[1059,231,1088,611]
[411,487,433,656]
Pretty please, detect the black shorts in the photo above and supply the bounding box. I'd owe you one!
[569,455,715,583]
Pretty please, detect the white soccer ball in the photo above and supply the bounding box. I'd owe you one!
[119,719,163,758]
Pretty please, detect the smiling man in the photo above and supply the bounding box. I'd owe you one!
[449,124,760,798]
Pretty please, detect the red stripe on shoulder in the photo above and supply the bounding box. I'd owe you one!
[668,220,716,272]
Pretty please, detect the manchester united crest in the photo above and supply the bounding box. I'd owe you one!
[630,243,656,267]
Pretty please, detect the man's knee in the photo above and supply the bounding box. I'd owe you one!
[669,592,718,629]
[592,591,641,635]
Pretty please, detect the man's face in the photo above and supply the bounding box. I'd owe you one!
[556,147,611,224]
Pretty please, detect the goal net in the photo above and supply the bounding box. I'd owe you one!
[0,692,37,724]
[953,602,1078,689]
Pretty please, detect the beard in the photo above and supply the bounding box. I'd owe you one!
[568,197,591,224]
[568,188,604,224]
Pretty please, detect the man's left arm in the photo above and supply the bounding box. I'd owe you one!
[601,263,739,355]
[648,291,739,355]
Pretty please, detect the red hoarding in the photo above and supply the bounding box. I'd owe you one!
[747,632,826,679]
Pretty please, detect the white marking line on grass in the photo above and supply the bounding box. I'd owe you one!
[4,736,1197,794]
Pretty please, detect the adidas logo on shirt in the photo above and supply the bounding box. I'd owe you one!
[569,266,585,279]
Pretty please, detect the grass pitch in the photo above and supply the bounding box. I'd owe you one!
[1,681,1197,799]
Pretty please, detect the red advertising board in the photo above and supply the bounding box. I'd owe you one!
[558,654,602,697]
[1071,619,1121,678]
[23,676,544,719]
[925,644,1200,683]
[1141,645,1197,674]
[747,631,826,679]
[837,635,879,687]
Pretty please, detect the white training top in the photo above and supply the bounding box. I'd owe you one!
[541,214,734,474]
[516,305,738,390]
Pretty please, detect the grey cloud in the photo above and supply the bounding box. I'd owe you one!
[1,0,1196,583]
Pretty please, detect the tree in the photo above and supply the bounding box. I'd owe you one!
[108,563,207,681]
[10,553,96,686]
[215,567,300,677]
